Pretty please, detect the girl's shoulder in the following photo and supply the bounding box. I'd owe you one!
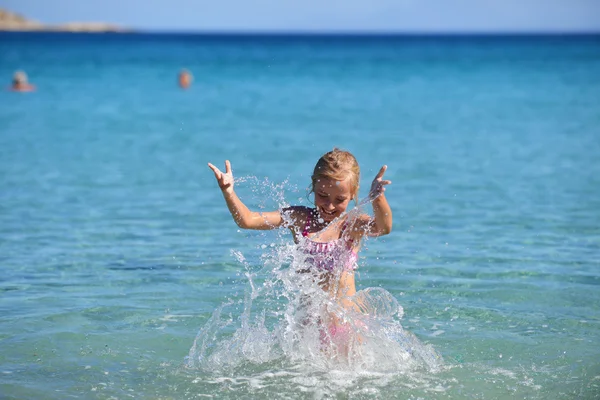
[345,212,372,228]
[281,205,313,228]
[282,205,313,218]
[342,213,375,240]
[281,206,313,241]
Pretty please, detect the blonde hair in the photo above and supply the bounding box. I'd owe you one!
[310,148,360,201]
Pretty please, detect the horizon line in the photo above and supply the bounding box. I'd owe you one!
[2,29,600,36]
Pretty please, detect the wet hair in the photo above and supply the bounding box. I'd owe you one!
[310,148,360,201]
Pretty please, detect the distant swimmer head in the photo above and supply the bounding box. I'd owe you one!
[13,70,28,85]
[11,70,35,92]
[178,69,193,89]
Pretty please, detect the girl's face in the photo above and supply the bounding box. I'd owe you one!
[313,177,354,222]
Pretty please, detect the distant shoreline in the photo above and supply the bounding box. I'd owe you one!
[0,27,133,33]
[1,30,598,38]
[2,8,598,36]
[0,8,130,33]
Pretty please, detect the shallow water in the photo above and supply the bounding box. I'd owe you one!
[1,33,599,399]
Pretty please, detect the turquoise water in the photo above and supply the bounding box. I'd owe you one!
[1,33,599,399]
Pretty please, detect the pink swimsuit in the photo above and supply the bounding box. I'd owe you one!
[300,211,358,272]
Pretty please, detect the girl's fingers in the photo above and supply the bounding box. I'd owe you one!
[225,160,232,174]
[207,163,221,175]
[375,165,387,179]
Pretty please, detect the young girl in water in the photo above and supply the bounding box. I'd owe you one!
[208,148,392,353]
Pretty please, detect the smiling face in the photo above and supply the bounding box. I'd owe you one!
[313,177,354,222]
[310,149,360,222]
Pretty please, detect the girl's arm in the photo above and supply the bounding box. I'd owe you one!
[208,160,284,230]
[367,165,393,236]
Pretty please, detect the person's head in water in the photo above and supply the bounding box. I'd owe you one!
[178,69,192,89]
[310,148,361,222]
[11,70,35,92]
[13,71,27,85]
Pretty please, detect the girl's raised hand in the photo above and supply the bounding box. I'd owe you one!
[369,165,392,200]
[208,160,234,193]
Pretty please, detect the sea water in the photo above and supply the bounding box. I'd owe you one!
[1,33,599,399]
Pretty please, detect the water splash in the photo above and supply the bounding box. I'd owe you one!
[186,176,442,381]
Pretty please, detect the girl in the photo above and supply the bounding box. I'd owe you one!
[208,148,392,353]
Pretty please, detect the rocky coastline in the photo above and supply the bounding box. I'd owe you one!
[0,8,130,33]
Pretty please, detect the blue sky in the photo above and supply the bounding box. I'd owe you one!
[2,0,600,33]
